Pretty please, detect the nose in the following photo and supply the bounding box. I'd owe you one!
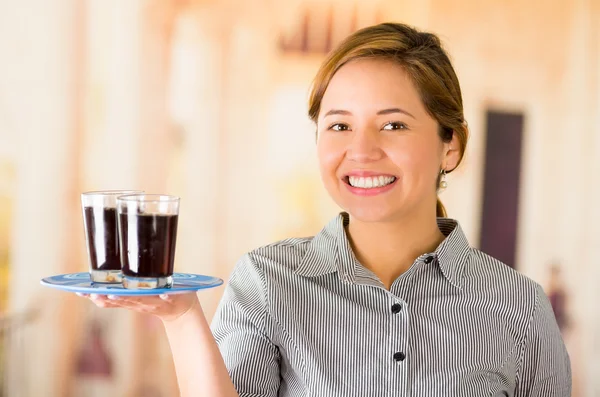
[347,129,383,162]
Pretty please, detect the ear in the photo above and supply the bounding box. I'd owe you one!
[442,132,461,172]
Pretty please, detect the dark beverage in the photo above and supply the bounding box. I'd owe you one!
[119,213,178,278]
[83,207,121,271]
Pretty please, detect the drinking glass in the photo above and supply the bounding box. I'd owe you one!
[117,194,180,289]
[81,190,143,283]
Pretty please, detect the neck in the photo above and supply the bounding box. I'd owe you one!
[346,209,446,289]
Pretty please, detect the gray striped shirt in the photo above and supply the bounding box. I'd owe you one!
[211,213,571,396]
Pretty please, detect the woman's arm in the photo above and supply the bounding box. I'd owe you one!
[162,297,239,397]
[210,254,281,396]
[515,284,572,397]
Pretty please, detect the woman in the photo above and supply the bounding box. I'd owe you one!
[83,23,571,396]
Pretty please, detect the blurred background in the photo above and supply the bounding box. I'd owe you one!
[0,0,598,396]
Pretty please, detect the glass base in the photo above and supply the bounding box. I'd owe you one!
[90,269,122,284]
[122,275,173,289]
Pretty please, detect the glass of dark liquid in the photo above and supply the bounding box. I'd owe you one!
[81,190,144,283]
[117,194,180,289]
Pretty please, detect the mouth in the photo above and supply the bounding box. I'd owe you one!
[343,175,397,189]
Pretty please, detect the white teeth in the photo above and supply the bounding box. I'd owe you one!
[348,175,396,189]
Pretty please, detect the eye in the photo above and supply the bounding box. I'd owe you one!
[329,123,350,132]
[383,121,408,131]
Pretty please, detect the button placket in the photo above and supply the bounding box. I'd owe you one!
[387,293,410,395]
[389,296,408,363]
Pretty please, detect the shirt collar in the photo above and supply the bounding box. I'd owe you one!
[295,212,472,289]
[433,218,472,289]
[294,213,348,279]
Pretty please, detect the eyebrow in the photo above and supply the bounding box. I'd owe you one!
[323,108,416,119]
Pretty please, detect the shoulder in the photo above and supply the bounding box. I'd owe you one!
[469,249,540,294]
[471,249,535,280]
[233,236,316,276]
[467,249,542,319]
[217,237,316,309]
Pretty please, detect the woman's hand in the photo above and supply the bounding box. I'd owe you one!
[77,291,201,323]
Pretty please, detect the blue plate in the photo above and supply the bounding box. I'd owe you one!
[40,272,224,296]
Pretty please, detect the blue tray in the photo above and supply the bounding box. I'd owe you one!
[40,272,223,296]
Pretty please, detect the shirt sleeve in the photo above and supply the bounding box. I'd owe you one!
[515,284,572,397]
[210,254,280,397]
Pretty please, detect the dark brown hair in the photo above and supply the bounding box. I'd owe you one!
[308,22,468,217]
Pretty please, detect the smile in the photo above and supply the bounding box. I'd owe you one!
[347,175,396,189]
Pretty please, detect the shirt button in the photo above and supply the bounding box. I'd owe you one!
[393,352,406,362]
[424,255,434,264]
[391,303,402,314]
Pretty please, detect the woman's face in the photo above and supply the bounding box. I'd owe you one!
[316,58,459,223]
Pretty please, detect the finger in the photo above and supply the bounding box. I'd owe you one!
[105,295,161,307]
[90,293,117,302]
[159,293,183,302]
[76,292,89,298]
[90,298,122,309]
[104,295,175,312]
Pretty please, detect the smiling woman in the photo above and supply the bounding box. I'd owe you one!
[84,22,572,397]
[212,22,571,397]
[309,23,468,220]
[316,59,456,225]
[210,22,571,397]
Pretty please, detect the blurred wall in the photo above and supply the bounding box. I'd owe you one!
[0,0,598,396]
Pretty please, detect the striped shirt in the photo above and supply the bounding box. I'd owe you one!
[211,213,571,396]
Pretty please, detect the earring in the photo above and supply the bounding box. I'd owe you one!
[439,169,448,191]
